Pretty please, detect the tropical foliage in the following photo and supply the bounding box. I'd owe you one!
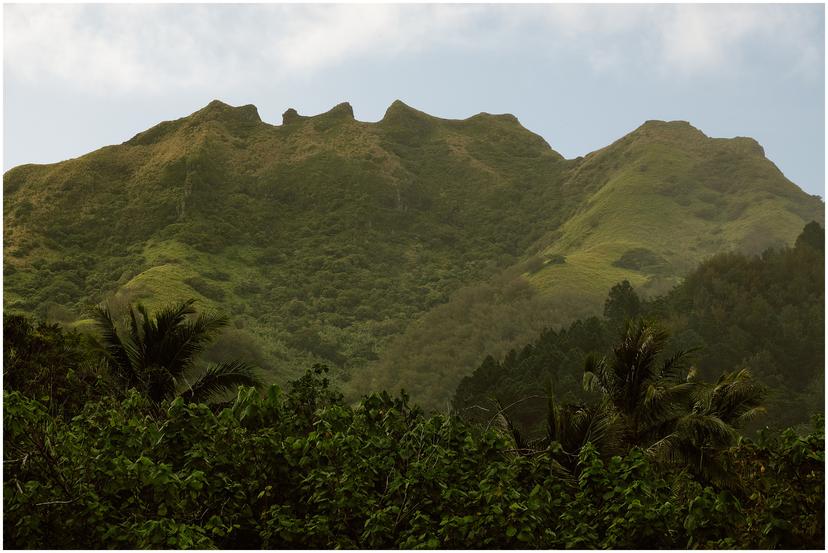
[90,299,261,404]
[3,314,114,417]
[3,306,824,548]
[487,319,767,488]
[582,320,695,448]
[3,361,823,549]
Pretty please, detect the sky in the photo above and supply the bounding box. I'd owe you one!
[3,3,825,196]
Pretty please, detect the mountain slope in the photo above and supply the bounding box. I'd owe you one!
[532,120,819,303]
[359,120,823,407]
[4,101,823,406]
[4,100,576,382]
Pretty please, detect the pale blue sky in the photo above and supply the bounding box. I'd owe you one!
[4,4,825,196]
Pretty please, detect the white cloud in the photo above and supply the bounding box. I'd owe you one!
[656,5,787,74]
[5,5,206,93]
[3,4,488,94]
[3,4,823,95]
[270,5,477,72]
[529,4,823,78]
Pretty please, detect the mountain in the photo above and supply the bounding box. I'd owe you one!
[356,119,824,407]
[530,120,820,299]
[4,99,575,383]
[4,100,823,407]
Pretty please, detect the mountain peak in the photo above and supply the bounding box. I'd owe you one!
[388,99,412,110]
[634,119,706,138]
[191,100,262,125]
[205,99,231,110]
[126,100,262,145]
[469,111,521,125]
[326,102,354,119]
[629,120,767,158]
[728,136,765,157]
[282,108,305,125]
[382,100,430,121]
[281,102,354,126]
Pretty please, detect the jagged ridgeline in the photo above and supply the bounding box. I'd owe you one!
[4,100,823,407]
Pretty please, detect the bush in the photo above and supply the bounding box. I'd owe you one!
[2,314,115,417]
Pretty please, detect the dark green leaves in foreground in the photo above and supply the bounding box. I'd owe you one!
[4,369,824,549]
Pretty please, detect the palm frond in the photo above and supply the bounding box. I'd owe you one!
[545,393,559,446]
[641,381,696,427]
[494,399,528,450]
[676,413,735,449]
[646,432,686,465]
[731,406,766,427]
[89,304,137,386]
[582,354,606,393]
[578,403,620,456]
[659,347,696,382]
[153,299,197,338]
[180,360,262,404]
[706,368,766,427]
[128,304,148,372]
[164,310,229,377]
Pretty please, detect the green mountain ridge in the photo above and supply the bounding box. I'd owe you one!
[532,118,816,297]
[362,115,823,407]
[4,100,823,408]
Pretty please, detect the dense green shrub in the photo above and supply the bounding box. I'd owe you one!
[2,314,115,417]
[184,276,226,301]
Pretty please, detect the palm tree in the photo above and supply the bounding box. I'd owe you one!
[537,394,621,474]
[492,385,621,477]
[582,320,696,449]
[91,299,261,404]
[699,368,766,428]
[648,368,766,484]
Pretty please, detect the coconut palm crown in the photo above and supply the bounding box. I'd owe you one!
[91,299,261,404]
[582,319,696,448]
[648,367,766,484]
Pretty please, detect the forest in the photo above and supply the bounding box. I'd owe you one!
[455,222,825,435]
[3,225,825,549]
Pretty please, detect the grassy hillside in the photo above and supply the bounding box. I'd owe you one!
[532,120,820,300]
[4,102,823,406]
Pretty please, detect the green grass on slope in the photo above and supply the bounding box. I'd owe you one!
[533,120,823,299]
